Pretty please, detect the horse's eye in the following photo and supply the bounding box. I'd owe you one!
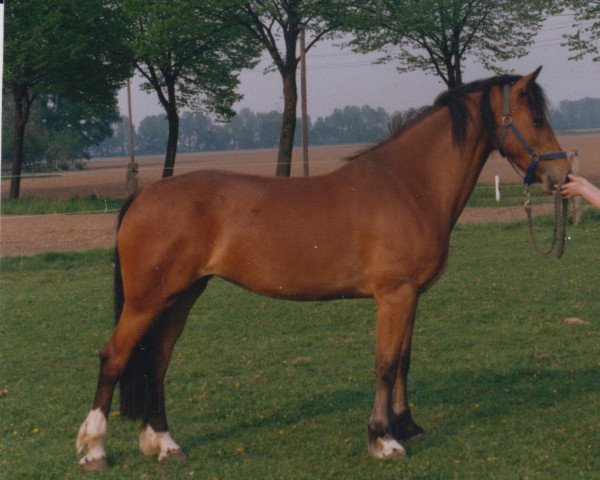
[533,117,544,127]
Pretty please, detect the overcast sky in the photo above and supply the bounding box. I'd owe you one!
[121,13,599,125]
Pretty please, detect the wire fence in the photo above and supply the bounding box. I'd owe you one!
[0,148,595,222]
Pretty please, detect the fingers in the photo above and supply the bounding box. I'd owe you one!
[560,174,585,198]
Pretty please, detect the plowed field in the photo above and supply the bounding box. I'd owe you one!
[1,134,598,256]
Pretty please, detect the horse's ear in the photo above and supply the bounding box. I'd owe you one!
[515,66,543,94]
[530,66,543,83]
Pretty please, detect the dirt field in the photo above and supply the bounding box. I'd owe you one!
[1,204,564,257]
[1,134,597,257]
[2,134,598,200]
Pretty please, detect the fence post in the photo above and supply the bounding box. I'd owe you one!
[125,78,139,197]
[569,151,581,226]
[495,175,501,202]
[298,23,309,177]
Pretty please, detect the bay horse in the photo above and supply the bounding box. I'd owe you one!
[76,68,571,470]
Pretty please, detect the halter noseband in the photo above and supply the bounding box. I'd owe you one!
[498,83,568,185]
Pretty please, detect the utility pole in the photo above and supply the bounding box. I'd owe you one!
[298,23,309,177]
[125,78,138,196]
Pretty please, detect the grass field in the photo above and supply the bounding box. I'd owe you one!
[2,182,591,215]
[1,214,599,479]
[0,196,123,216]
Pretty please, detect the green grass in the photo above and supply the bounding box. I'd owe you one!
[1,173,61,180]
[1,217,599,479]
[467,183,553,208]
[0,196,123,216]
[2,181,598,215]
[467,182,600,208]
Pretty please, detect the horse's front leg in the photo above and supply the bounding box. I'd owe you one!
[368,284,419,460]
[390,322,425,441]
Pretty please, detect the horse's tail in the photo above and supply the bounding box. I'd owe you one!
[114,194,155,420]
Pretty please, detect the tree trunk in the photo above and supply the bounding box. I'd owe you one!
[162,83,179,178]
[9,87,34,200]
[445,51,462,89]
[162,109,179,178]
[276,68,298,177]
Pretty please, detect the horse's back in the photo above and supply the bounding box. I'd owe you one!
[118,167,448,300]
[117,169,375,299]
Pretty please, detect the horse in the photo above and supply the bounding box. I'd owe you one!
[76,68,571,470]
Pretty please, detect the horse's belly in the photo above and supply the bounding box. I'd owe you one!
[208,247,371,301]
[226,275,371,301]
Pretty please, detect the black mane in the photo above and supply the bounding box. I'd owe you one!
[348,73,549,160]
[434,73,548,147]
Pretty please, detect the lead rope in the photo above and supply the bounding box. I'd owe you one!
[524,185,568,258]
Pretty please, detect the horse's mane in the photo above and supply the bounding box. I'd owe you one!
[347,74,549,160]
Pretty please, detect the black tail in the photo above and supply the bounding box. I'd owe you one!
[114,194,155,420]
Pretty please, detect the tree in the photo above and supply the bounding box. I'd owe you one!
[136,115,169,155]
[348,0,547,89]
[43,94,120,165]
[3,0,131,198]
[548,97,600,130]
[3,90,122,168]
[560,1,600,62]
[256,111,283,148]
[228,108,258,149]
[229,1,345,176]
[178,112,214,153]
[123,0,260,178]
[1,90,47,170]
[89,117,130,158]
[310,105,389,145]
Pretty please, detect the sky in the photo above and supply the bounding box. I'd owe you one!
[114,13,599,125]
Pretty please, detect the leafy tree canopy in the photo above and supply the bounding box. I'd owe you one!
[124,0,260,118]
[5,0,131,107]
[347,0,548,88]
[226,0,350,175]
[122,0,261,176]
[3,0,131,197]
[560,0,600,62]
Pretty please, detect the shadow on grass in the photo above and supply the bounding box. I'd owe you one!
[173,364,598,450]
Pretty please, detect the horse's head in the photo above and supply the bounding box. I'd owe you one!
[494,67,571,192]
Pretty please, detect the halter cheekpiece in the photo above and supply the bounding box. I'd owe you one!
[498,83,568,185]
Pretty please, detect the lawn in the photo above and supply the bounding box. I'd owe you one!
[0,196,123,216]
[1,214,599,479]
[3,181,600,215]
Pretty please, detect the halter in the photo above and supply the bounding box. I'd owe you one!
[498,83,568,185]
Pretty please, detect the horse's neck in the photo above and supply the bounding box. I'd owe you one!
[381,108,491,229]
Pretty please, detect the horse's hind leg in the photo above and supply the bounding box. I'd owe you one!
[76,301,165,470]
[138,279,210,462]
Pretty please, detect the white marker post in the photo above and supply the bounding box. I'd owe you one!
[495,175,501,202]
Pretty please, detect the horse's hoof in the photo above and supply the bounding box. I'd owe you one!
[391,411,425,441]
[158,449,187,462]
[407,431,426,443]
[368,437,407,460]
[80,457,109,472]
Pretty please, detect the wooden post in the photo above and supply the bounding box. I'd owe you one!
[125,78,139,197]
[569,151,581,226]
[494,175,501,202]
[298,23,309,177]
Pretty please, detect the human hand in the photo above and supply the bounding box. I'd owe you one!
[559,173,600,210]
[560,174,594,198]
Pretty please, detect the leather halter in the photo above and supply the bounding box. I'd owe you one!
[498,83,568,185]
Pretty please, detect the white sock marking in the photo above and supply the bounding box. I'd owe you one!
[76,408,107,464]
[370,437,406,459]
[139,425,182,460]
